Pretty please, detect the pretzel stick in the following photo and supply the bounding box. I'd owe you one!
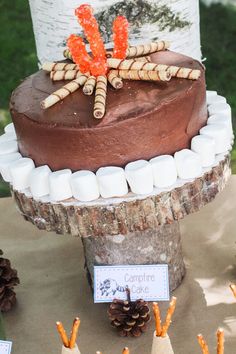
[230,284,236,298]
[126,41,170,58]
[83,76,96,95]
[107,59,201,80]
[50,70,88,81]
[107,71,123,89]
[217,329,224,354]
[56,321,69,348]
[153,302,162,336]
[110,69,171,82]
[197,334,210,354]
[122,347,130,354]
[69,317,80,349]
[42,62,78,72]
[41,75,87,109]
[161,297,177,337]
[94,76,107,119]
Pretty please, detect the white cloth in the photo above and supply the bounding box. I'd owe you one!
[61,344,81,354]
[151,333,174,354]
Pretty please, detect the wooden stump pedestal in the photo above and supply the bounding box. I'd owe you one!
[12,153,231,292]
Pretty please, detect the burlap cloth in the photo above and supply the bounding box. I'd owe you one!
[1,177,236,354]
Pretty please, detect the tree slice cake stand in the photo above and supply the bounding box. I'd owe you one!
[12,152,231,291]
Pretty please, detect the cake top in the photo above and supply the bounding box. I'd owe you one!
[10,50,204,130]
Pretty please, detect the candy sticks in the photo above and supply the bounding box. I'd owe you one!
[113,16,129,59]
[197,329,225,354]
[230,283,236,298]
[152,297,177,337]
[56,317,80,349]
[122,348,130,354]
[67,35,91,73]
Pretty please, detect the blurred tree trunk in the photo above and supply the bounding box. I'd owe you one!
[28,0,202,63]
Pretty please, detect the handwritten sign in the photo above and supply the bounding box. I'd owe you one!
[94,265,169,303]
[0,340,12,354]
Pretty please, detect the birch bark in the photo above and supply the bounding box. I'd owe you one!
[28,0,201,64]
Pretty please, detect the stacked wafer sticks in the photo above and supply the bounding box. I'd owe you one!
[198,328,225,354]
[152,297,177,337]
[41,41,201,119]
[56,317,80,349]
[40,4,201,119]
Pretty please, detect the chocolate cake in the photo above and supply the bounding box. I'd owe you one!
[10,50,207,172]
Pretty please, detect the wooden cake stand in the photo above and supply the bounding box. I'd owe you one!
[12,153,231,291]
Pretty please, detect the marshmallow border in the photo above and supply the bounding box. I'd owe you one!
[1,92,234,204]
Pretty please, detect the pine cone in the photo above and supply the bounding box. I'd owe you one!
[0,250,20,312]
[108,288,150,337]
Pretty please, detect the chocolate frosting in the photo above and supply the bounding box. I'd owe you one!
[10,51,207,171]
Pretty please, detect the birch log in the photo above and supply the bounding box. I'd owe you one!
[28,0,201,64]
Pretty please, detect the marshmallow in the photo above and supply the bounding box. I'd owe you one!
[0,153,22,182]
[125,160,153,194]
[29,165,51,198]
[200,123,229,154]
[206,90,217,103]
[191,135,215,167]
[0,132,16,143]
[10,158,35,190]
[149,155,177,188]
[4,122,16,135]
[208,101,231,117]
[174,149,202,179]
[207,114,233,141]
[206,94,226,106]
[71,170,100,201]
[0,140,18,155]
[49,169,72,201]
[96,166,128,198]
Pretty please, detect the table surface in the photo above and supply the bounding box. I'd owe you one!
[1,177,236,354]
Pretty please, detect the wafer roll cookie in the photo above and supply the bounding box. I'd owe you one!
[50,70,87,81]
[108,58,159,71]
[41,75,87,109]
[157,64,201,80]
[126,41,170,58]
[94,76,107,119]
[134,56,151,62]
[42,62,79,72]
[111,69,171,82]
[107,71,123,89]
[83,76,96,95]
[63,49,73,61]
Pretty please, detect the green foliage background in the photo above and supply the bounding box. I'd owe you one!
[0,0,235,197]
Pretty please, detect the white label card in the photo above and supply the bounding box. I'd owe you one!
[0,340,12,354]
[94,265,169,303]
